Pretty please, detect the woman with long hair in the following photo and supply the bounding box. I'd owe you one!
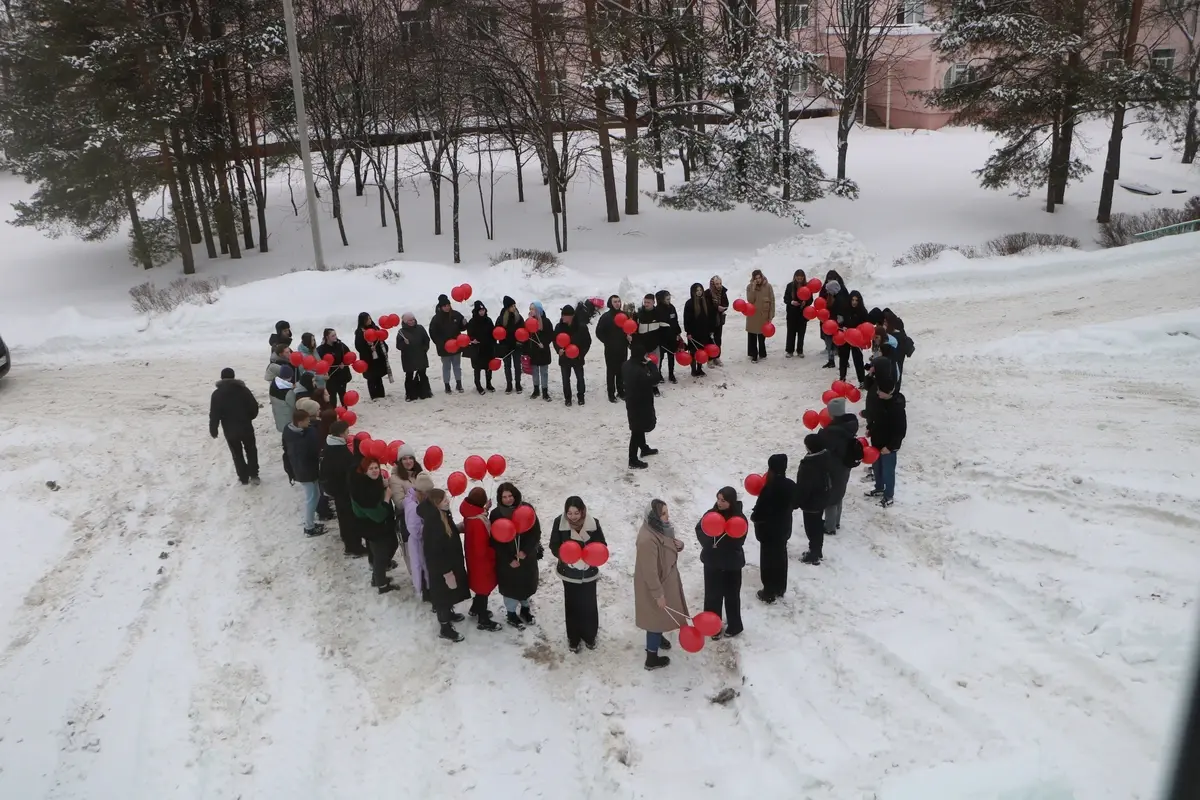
[704,276,729,366]
[489,482,542,629]
[316,328,353,407]
[459,487,502,632]
[783,269,812,358]
[418,488,471,642]
[695,487,746,639]
[354,312,390,400]
[682,282,716,378]
[549,496,607,652]
[349,457,399,594]
[751,454,799,603]
[634,499,688,670]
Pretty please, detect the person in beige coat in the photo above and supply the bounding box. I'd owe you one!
[634,499,689,671]
[745,269,776,362]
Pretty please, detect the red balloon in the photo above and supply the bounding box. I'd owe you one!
[355,431,372,441]
[762,321,776,338]
[451,286,466,303]
[459,284,473,301]
[322,353,335,364]
[847,386,862,403]
[822,389,838,404]
[744,473,765,496]
[444,339,460,354]
[555,332,571,348]
[492,517,517,543]
[701,511,726,537]
[447,471,468,497]
[384,445,399,464]
[515,328,530,343]
[858,436,870,448]
[614,313,628,327]
[798,287,813,302]
[381,469,390,481]
[822,319,839,336]
[831,380,849,396]
[845,328,864,348]
[695,350,709,365]
[289,352,303,366]
[464,455,487,481]
[858,322,876,343]
[342,352,357,365]
[344,390,360,407]
[807,278,822,293]
[582,542,609,567]
[352,359,368,374]
[802,305,818,321]
[456,333,470,348]
[621,319,637,335]
[833,331,846,347]
[524,317,540,333]
[678,625,705,653]
[676,351,692,367]
[558,540,583,564]
[592,297,605,308]
[301,354,317,369]
[817,308,831,322]
[647,353,659,365]
[388,438,405,453]
[314,361,330,375]
[513,505,536,534]
[365,328,378,343]
[803,410,820,430]
[725,516,748,539]
[486,454,507,478]
[493,326,507,341]
[732,298,746,312]
[341,410,357,426]
[565,344,579,359]
[742,303,755,317]
[705,344,721,359]
[423,445,444,472]
[489,357,502,371]
[814,297,827,311]
[862,446,880,465]
[693,610,723,637]
[818,408,833,428]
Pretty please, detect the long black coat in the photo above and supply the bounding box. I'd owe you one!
[429,309,467,358]
[209,378,258,439]
[843,291,869,331]
[794,451,833,513]
[695,500,747,571]
[319,439,356,500]
[595,308,628,364]
[817,413,859,505]
[783,281,813,324]
[354,327,389,379]
[683,296,716,348]
[316,339,353,393]
[419,500,471,608]
[466,312,496,369]
[490,500,542,601]
[348,470,394,542]
[622,357,661,434]
[395,322,431,372]
[497,306,525,358]
[526,315,554,367]
[870,392,908,452]
[752,455,799,542]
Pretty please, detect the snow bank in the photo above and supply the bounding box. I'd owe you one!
[983,309,1200,367]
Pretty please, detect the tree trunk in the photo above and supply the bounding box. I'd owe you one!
[353,148,365,196]
[184,131,219,258]
[197,7,239,259]
[836,109,853,182]
[377,148,387,227]
[432,151,443,235]
[584,0,619,223]
[331,181,349,246]
[1184,61,1199,164]
[647,78,665,193]
[170,125,202,245]
[393,145,405,252]
[515,143,526,202]
[160,141,195,275]
[1046,117,1060,213]
[452,173,461,264]
[124,180,153,270]
[217,50,254,251]
[624,91,639,214]
[1098,0,1144,222]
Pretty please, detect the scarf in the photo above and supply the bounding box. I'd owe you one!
[274,377,294,391]
[646,509,676,539]
[326,435,345,448]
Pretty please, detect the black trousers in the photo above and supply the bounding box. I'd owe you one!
[605,356,625,399]
[803,510,825,559]
[327,378,348,407]
[502,351,522,390]
[561,362,584,399]
[628,430,647,464]
[474,366,494,390]
[224,433,259,481]
[365,372,386,399]
[435,603,460,625]
[747,332,766,359]
[469,593,492,617]
[703,564,743,633]
[838,344,866,383]
[562,580,599,646]
[786,317,809,355]
[367,533,398,588]
[759,538,789,598]
[316,493,334,520]
[334,496,366,554]
[660,350,675,380]
[404,370,430,400]
[713,323,723,350]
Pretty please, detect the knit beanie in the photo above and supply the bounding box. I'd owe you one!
[397,443,415,460]
[276,320,290,333]
[473,300,487,314]
[278,365,295,380]
[438,294,451,307]
[503,295,516,309]
[414,473,435,493]
[827,396,847,418]
[826,280,841,296]
[561,304,575,316]
[220,367,235,379]
[296,397,321,417]
[804,434,824,453]
[466,487,488,507]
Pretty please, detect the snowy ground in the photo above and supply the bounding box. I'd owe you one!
[0,118,1198,799]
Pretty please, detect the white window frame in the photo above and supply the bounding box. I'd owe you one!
[789,70,809,94]
[943,62,975,88]
[399,13,431,44]
[897,0,924,24]
[1100,49,1122,70]
[783,1,809,29]
[670,0,691,16]
[1152,48,1176,72]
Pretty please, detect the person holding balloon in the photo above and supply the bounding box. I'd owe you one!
[683,283,716,378]
[354,312,391,400]
[836,291,869,385]
[497,296,525,394]
[653,290,681,383]
[695,487,748,639]
[554,304,590,407]
[349,456,399,593]
[316,329,353,408]
[745,269,776,363]
[295,332,324,390]
[489,482,542,629]
[459,487,503,632]
[864,364,906,508]
[819,272,849,368]
[704,276,730,365]
[634,499,689,671]
[404,473,436,602]
[783,269,813,358]
[394,313,432,402]
[751,454,799,603]
[429,295,467,395]
[418,488,471,642]
[594,295,630,403]
[466,300,497,395]
[525,303,554,402]
[548,496,608,653]
[817,396,860,539]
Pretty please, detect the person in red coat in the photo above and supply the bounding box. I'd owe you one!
[460,487,502,632]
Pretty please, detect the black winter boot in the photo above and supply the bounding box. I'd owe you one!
[455,381,464,393]
[506,612,526,630]
[477,611,502,632]
[530,387,541,399]
[520,606,536,625]
[644,651,671,670]
[444,382,453,395]
[440,623,465,643]
[577,394,585,406]
[565,396,572,407]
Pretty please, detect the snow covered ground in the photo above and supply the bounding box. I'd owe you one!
[0,119,1198,799]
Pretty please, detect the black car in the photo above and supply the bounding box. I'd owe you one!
[0,333,9,378]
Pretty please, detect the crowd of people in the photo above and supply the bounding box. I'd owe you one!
[208,269,913,668]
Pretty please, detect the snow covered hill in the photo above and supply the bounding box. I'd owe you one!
[0,230,1197,799]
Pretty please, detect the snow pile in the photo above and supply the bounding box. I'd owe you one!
[983,309,1200,368]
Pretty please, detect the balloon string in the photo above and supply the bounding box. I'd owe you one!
[664,606,693,624]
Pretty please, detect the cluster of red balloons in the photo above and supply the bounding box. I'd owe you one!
[859,436,881,465]
[803,297,832,325]
[335,407,358,426]
[349,432,406,464]
[821,379,862,405]
[556,540,610,567]
[380,314,402,329]
[678,610,723,653]
[446,454,508,496]
[554,331,580,359]
[700,510,749,538]
[289,350,337,376]
[589,297,605,309]
[731,298,756,317]
[612,312,638,336]
[449,284,474,303]
[443,332,472,355]
[492,504,537,543]
[675,343,720,367]
[363,327,392,343]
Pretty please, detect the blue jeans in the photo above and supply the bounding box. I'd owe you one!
[503,596,531,613]
[441,354,462,384]
[646,631,662,652]
[874,451,898,500]
[300,481,320,528]
[531,364,549,390]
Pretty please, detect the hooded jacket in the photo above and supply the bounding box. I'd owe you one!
[622,355,661,434]
[209,378,259,439]
[841,291,869,331]
[751,454,799,542]
[429,303,467,358]
[319,437,356,499]
[466,301,496,369]
[459,498,499,595]
[784,278,813,323]
[695,497,747,571]
[419,500,471,609]
[489,486,542,601]
[269,321,292,350]
[817,412,860,505]
[653,290,681,352]
[282,423,321,483]
[869,391,907,452]
[549,513,607,583]
[395,315,431,372]
[354,314,389,379]
[349,470,393,541]
[269,376,297,433]
[795,448,833,512]
[553,312,592,366]
[595,296,629,363]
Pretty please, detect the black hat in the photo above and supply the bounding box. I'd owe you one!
[804,434,824,453]
[503,295,516,308]
[438,294,451,307]
[221,367,235,379]
[275,320,291,333]
[561,304,575,316]
[473,300,487,313]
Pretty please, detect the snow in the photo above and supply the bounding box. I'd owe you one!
[0,118,1198,799]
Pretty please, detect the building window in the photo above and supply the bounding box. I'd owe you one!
[466,10,499,40]
[546,66,568,98]
[399,11,431,44]
[942,63,976,88]
[783,1,809,29]
[897,0,924,24]
[1152,48,1176,72]
[1101,49,1122,70]
[670,0,690,15]
[789,70,809,94]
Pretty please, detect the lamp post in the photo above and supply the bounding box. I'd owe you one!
[281,0,326,270]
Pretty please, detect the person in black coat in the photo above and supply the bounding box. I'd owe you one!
[819,271,849,368]
[883,308,912,392]
[349,458,398,592]
[633,294,662,364]
[354,312,390,400]
[490,482,542,628]
[653,290,681,383]
[429,294,467,394]
[695,486,747,638]
[866,368,906,508]
[796,434,833,565]
[622,342,662,469]
[419,488,472,642]
[751,453,799,602]
[269,320,292,350]
[209,368,260,485]
[838,290,869,384]
[395,313,432,402]
[548,496,607,652]
[282,409,325,537]
[497,296,525,394]
[526,302,554,402]
[315,328,353,408]
[553,304,591,407]
[594,294,629,403]
[466,300,497,394]
[704,276,730,365]
[783,269,813,358]
[817,396,859,538]
[682,282,716,378]
[320,421,366,556]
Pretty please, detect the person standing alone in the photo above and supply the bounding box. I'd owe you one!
[745,269,776,363]
[695,487,746,639]
[210,367,260,485]
[622,343,662,470]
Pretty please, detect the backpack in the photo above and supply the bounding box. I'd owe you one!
[844,436,864,469]
[902,332,915,358]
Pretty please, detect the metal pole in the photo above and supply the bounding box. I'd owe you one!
[886,70,892,130]
[281,0,326,270]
